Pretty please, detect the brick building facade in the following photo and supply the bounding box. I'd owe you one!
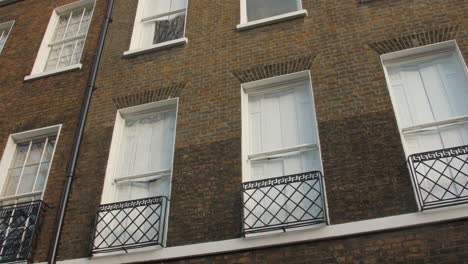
[1,0,467,263]
[0,0,109,262]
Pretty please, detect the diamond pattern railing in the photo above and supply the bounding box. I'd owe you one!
[408,145,468,210]
[0,200,47,263]
[242,171,327,235]
[91,196,168,254]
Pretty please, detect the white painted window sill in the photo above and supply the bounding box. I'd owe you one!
[236,9,308,31]
[123,37,188,58]
[92,245,162,259]
[24,64,82,82]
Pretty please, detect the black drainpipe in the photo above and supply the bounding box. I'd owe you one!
[48,0,114,263]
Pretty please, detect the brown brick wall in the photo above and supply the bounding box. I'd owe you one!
[55,0,468,261]
[0,0,108,262]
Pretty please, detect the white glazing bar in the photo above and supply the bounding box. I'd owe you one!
[141,8,186,23]
[48,33,86,47]
[52,43,65,71]
[68,40,79,66]
[77,7,86,35]
[31,137,48,193]
[402,115,468,134]
[248,144,317,161]
[114,169,172,183]
[61,12,73,41]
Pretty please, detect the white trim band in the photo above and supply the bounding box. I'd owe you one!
[50,204,468,264]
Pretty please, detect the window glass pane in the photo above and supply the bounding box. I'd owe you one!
[248,85,315,154]
[152,13,185,44]
[247,0,299,21]
[58,42,75,68]
[143,0,170,17]
[17,165,39,194]
[65,10,83,38]
[42,137,56,162]
[34,162,50,192]
[25,141,45,165]
[53,15,69,42]
[3,168,21,196]
[0,30,7,50]
[70,39,84,65]
[45,45,62,71]
[11,143,29,168]
[78,9,92,35]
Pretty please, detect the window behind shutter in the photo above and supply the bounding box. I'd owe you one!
[387,53,468,202]
[247,82,321,180]
[115,110,176,202]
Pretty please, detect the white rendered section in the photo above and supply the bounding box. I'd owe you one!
[0,20,14,54]
[24,63,82,81]
[237,9,307,31]
[50,204,468,264]
[123,37,187,57]
[28,0,95,76]
[0,125,61,203]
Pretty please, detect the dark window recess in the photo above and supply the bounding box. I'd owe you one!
[0,200,47,263]
[153,14,185,45]
[91,196,169,254]
[242,171,327,235]
[408,145,468,210]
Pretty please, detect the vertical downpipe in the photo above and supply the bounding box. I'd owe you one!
[48,0,114,263]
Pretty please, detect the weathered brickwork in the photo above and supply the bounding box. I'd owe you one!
[232,55,315,83]
[0,0,108,262]
[47,0,468,262]
[368,25,460,55]
[112,83,186,109]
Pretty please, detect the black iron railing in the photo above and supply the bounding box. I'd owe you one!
[91,196,168,254]
[242,171,327,235]
[0,200,47,263]
[408,145,468,210]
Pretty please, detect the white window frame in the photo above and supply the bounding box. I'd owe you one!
[241,71,324,180]
[240,71,329,231]
[381,40,468,157]
[237,0,307,31]
[381,40,468,211]
[24,0,96,81]
[100,99,178,248]
[123,0,189,57]
[0,125,61,204]
[0,20,14,55]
